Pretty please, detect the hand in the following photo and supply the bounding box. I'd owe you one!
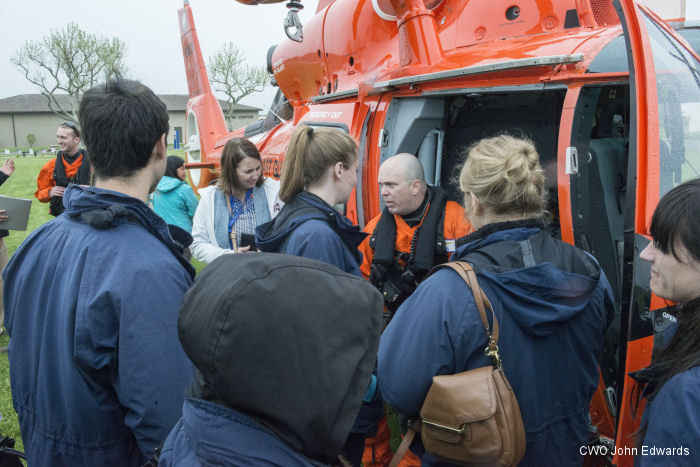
[0,209,7,224]
[0,158,14,177]
[238,245,252,253]
[49,186,66,197]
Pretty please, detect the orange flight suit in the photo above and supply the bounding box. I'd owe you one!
[35,153,87,202]
[359,199,472,280]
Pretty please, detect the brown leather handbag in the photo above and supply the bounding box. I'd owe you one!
[389,261,526,467]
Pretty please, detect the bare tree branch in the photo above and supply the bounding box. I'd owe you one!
[11,22,128,123]
[208,42,268,127]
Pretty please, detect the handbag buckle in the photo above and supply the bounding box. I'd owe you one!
[422,418,467,436]
[484,344,502,368]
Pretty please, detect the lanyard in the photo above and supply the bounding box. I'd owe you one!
[227,189,252,248]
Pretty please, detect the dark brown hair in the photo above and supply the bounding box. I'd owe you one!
[218,138,264,196]
[632,178,700,446]
[279,125,357,203]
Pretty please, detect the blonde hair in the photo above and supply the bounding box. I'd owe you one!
[459,135,546,216]
[279,125,357,203]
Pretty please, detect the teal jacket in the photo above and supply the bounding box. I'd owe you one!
[153,176,199,232]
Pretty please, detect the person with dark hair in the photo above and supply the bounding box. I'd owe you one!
[256,125,380,465]
[159,253,383,466]
[190,137,281,263]
[152,156,199,232]
[631,178,700,465]
[35,121,91,216]
[378,135,614,465]
[2,78,195,466]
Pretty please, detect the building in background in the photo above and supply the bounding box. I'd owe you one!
[0,94,260,149]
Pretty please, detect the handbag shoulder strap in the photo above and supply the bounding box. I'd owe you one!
[430,261,501,366]
[389,262,503,467]
[388,419,421,467]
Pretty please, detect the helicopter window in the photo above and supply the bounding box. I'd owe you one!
[587,35,629,74]
[244,89,293,138]
[675,27,700,55]
[643,13,700,197]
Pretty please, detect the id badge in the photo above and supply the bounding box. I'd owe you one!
[445,239,456,253]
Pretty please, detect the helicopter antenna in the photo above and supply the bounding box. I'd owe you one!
[284,1,304,42]
[263,104,292,126]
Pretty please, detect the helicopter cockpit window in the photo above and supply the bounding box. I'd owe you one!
[643,13,700,197]
[587,35,629,74]
[675,25,700,56]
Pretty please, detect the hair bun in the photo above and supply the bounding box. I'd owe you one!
[459,134,546,216]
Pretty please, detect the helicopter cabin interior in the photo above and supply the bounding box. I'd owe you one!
[375,76,630,399]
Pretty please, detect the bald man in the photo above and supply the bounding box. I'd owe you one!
[359,153,471,317]
[358,154,471,466]
[360,154,471,311]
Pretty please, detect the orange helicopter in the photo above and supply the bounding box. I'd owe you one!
[177,0,700,464]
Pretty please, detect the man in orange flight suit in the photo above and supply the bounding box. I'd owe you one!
[359,153,472,466]
[36,122,91,216]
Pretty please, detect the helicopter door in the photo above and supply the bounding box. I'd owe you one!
[612,1,700,463]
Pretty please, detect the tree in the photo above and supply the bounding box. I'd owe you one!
[208,43,268,125]
[27,134,36,148]
[12,22,128,123]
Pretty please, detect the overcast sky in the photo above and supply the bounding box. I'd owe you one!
[0,0,318,111]
[1,0,698,112]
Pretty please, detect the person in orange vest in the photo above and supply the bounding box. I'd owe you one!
[358,153,472,466]
[35,122,91,216]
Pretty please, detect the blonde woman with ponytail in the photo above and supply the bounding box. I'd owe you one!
[378,135,615,466]
[256,124,365,275]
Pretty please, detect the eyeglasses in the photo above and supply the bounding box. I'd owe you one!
[61,121,80,137]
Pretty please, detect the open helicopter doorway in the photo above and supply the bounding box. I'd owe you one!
[378,88,567,235]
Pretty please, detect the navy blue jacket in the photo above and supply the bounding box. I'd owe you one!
[256,191,367,277]
[636,366,700,466]
[378,224,614,466]
[161,398,327,467]
[2,185,195,466]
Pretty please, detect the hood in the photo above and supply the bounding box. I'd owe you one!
[63,185,195,279]
[156,176,185,193]
[453,224,603,337]
[178,253,383,463]
[256,191,367,253]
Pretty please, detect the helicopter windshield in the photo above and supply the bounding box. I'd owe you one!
[644,13,700,197]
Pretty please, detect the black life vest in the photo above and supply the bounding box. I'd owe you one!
[53,149,90,187]
[368,186,448,312]
[49,149,91,217]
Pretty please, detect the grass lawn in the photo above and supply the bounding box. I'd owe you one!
[0,149,203,452]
